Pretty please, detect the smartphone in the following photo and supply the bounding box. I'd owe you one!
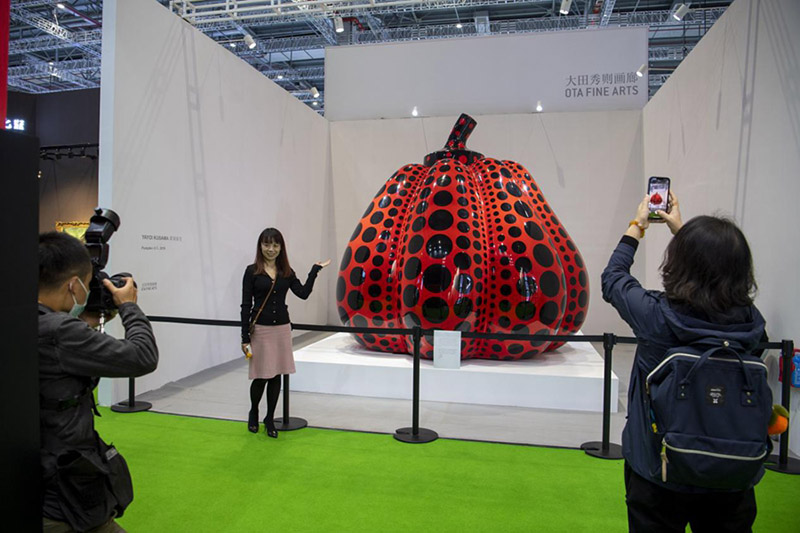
[647,176,671,221]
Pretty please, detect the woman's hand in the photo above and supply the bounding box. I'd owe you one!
[241,343,251,358]
[635,194,651,228]
[625,195,651,240]
[316,259,331,268]
[657,191,683,235]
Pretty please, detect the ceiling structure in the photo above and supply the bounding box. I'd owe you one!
[7,1,733,114]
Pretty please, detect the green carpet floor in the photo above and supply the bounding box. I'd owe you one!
[94,409,798,532]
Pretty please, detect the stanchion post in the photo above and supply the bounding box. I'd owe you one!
[766,339,800,474]
[394,326,438,444]
[581,332,623,459]
[110,377,152,413]
[274,374,308,431]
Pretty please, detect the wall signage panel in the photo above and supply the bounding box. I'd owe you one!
[325,27,648,121]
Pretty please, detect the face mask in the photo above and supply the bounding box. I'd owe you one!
[69,277,90,318]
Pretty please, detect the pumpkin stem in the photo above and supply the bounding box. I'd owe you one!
[444,114,477,150]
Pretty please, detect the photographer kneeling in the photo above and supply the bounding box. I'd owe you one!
[38,232,158,533]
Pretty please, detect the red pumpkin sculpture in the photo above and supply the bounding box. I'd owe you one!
[337,114,589,360]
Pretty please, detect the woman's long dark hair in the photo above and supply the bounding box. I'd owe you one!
[660,215,756,319]
[254,228,292,278]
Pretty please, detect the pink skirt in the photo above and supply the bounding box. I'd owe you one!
[249,323,295,380]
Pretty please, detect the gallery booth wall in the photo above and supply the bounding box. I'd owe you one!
[95,0,799,454]
[97,0,333,404]
[642,0,800,453]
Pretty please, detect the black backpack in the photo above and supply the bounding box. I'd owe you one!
[645,341,773,490]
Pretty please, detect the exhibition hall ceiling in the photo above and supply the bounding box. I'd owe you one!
[7,0,733,114]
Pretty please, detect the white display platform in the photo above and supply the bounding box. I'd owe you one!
[292,333,618,412]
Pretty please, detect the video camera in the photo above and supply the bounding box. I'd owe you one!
[84,207,133,314]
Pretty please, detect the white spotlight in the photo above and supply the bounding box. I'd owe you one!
[228,42,236,48]
[412,106,419,117]
[672,3,690,21]
[559,0,572,15]
[311,87,320,99]
[456,22,463,29]
[312,101,319,106]
[636,63,647,78]
[277,74,284,80]
[243,34,256,49]
[334,16,344,33]
[536,101,543,112]
[56,3,66,9]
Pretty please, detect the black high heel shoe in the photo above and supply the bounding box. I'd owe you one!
[247,409,259,433]
[264,417,278,439]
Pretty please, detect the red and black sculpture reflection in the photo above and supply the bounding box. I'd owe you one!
[336,114,589,360]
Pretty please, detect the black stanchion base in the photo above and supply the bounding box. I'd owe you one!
[110,400,152,413]
[580,441,624,460]
[393,427,438,444]
[765,455,800,475]
[274,417,308,431]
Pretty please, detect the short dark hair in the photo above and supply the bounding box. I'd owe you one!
[39,232,92,290]
[660,215,756,319]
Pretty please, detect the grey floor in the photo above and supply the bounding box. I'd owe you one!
[138,332,636,449]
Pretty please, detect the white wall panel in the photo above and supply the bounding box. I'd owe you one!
[98,0,331,403]
[643,0,800,452]
[325,28,648,121]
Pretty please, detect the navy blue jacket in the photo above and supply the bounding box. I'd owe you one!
[601,236,766,491]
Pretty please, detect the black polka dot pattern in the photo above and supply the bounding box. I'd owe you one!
[397,159,487,358]
[337,114,589,360]
[336,164,425,353]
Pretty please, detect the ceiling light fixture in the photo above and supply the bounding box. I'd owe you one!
[244,34,256,49]
[228,42,236,48]
[311,87,320,99]
[559,0,572,15]
[334,16,344,33]
[536,101,543,112]
[312,101,319,106]
[672,3,690,21]
[277,74,284,80]
[456,22,463,29]
[412,106,419,117]
[636,63,647,78]
[56,2,66,9]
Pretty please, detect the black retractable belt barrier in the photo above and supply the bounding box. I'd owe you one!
[766,339,800,475]
[274,374,307,431]
[394,326,438,443]
[103,317,152,414]
[111,377,152,413]
[146,316,800,470]
[580,333,624,460]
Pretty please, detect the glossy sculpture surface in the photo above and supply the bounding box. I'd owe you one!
[337,114,589,360]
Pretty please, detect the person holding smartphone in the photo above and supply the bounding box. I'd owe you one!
[602,190,768,531]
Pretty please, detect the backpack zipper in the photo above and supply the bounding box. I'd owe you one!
[647,353,768,393]
[662,438,768,462]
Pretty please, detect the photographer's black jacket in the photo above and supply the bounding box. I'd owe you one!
[240,263,322,343]
[39,302,158,523]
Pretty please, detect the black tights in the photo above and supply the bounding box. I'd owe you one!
[250,376,281,427]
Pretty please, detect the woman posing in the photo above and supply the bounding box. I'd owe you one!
[602,192,767,532]
[241,228,329,438]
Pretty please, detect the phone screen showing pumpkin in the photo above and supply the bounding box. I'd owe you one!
[647,176,670,219]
